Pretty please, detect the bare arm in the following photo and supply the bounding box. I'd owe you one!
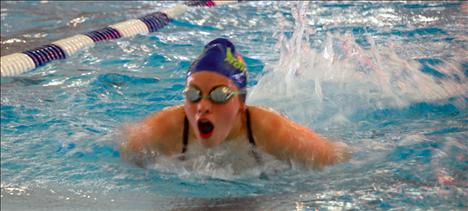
[120,105,185,166]
[251,106,351,169]
[119,121,155,166]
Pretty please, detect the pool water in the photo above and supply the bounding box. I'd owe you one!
[1,1,467,210]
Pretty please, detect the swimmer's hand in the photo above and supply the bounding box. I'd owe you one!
[330,141,352,165]
[119,123,154,167]
[292,137,352,169]
[292,138,352,169]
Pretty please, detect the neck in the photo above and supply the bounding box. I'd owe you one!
[225,109,246,141]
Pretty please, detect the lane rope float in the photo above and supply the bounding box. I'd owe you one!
[0,0,238,77]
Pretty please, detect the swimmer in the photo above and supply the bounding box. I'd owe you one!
[121,38,350,169]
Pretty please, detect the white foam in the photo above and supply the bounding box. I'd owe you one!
[143,140,291,180]
[248,2,467,127]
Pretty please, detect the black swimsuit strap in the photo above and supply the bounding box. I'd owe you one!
[246,108,262,164]
[182,115,189,153]
[245,108,256,146]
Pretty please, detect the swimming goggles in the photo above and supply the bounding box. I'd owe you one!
[183,85,245,104]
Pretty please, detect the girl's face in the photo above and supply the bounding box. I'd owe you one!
[184,71,244,147]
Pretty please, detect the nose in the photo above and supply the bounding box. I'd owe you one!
[197,98,212,115]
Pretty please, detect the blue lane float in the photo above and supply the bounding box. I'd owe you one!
[139,12,171,33]
[84,27,122,42]
[23,44,67,67]
[186,0,217,7]
[0,0,238,77]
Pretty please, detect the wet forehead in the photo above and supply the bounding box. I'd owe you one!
[186,71,237,90]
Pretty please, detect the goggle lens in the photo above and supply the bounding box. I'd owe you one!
[184,88,202,102]
[210,86,233,103]
[184,86,240,104]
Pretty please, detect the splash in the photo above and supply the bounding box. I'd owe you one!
[142,141,291,180]
[248,2,467,127]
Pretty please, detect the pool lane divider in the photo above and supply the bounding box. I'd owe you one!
[0,0,237,77]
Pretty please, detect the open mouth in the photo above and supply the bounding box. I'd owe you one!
[197,119,214,139]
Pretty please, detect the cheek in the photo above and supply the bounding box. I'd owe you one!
[183,102,192,114]
[214,103,239,130]
[183,102,197,122]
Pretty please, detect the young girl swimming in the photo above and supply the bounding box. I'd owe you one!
[121,38,350,169]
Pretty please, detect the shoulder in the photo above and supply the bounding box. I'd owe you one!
[247,105,293,141]
[247,105,282,117]
[248,105,290,128]
[137,105,186,153]
[143,105,185,128]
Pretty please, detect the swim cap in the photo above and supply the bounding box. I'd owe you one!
[187,38,247,89]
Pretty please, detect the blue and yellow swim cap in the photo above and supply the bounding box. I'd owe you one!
[187,38,247,89]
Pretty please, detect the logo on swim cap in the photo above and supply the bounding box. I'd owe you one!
[187,38,248,89]
[225,47,247,72]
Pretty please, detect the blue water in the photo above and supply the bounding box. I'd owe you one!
[1,1,467,210]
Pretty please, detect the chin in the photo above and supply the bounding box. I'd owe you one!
[198,135,224,148]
